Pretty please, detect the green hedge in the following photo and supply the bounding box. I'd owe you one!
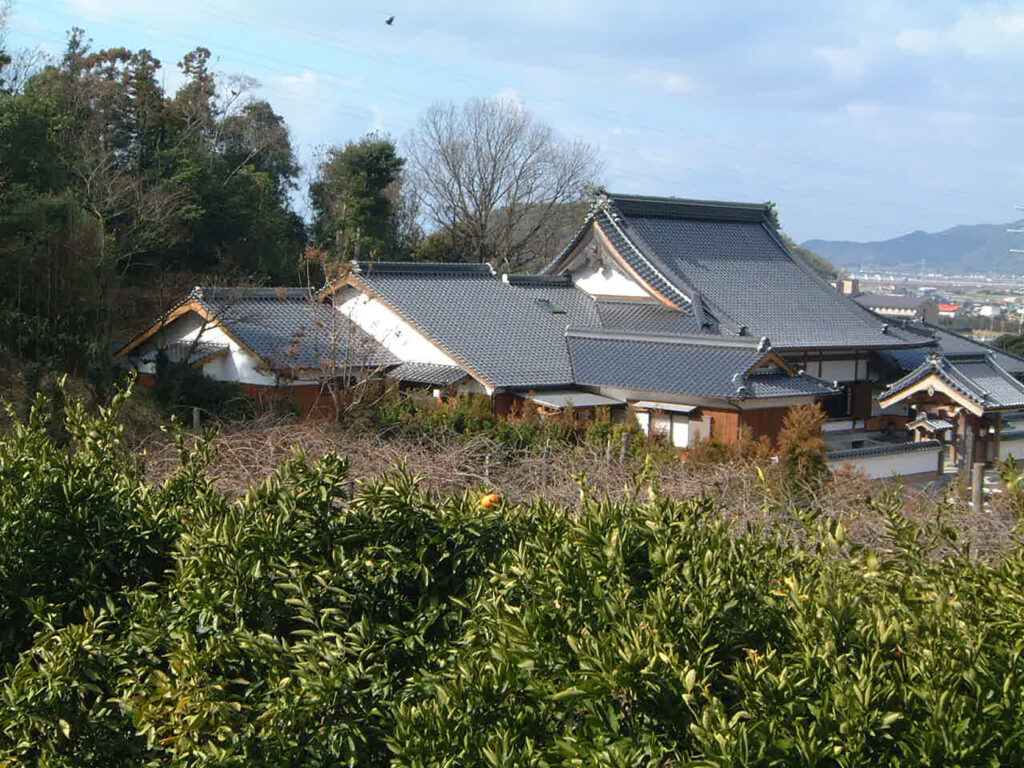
[1,389,1023,766]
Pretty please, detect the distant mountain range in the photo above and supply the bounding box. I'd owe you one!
[803,220,1024,275]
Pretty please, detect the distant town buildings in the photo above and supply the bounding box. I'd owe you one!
[852,293,938,324]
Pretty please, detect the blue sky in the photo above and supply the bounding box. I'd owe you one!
[6,0,1024,242]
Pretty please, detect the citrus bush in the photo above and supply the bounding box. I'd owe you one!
[1,389,1024,766]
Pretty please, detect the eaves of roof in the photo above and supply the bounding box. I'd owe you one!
[115,295,271,369]
[336,272,498,390]
[880,352,1024,412]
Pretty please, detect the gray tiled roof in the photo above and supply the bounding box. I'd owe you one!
[548,194,929,350]
[566,329,837,400]
[828,439,941,461]
[139,340,228,365]
[591,207,693,309]
[853,293,930,311]
[349,263,580,388]
[881,352,1024,410]
[907,415,954,432]
[190,287,397,373]
[385,362,467,386]
[335,262,840,399]
[594,300,706,335]
[876,323,1024,376]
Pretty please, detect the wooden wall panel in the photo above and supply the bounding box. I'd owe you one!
[851,381,873,420]
[701,407,741,444]
[740,406,792,445]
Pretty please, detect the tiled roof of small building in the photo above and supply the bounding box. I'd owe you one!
[566,329,837,400]
[828,439,941,461]
[547,194,929,350]
[853,293,930,311]
[384,362,468,386]
[907,415,954,432]
[139,340,228,365]
[876,323,1024,376]
[881,351,1024,411]
[190,287,397,373]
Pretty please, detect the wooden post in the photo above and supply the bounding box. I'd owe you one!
[619,432,630,463]
[192,407,201,430]
[972,462,985,511]
[963,415,975,478]
[995,416,1003,465]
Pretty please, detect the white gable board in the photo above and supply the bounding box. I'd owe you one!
[569,262,651,299]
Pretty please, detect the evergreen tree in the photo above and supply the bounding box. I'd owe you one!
[310,132,405,261]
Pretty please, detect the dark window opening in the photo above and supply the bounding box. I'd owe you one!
[822,385,852,419]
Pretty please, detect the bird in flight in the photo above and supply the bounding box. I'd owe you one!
[385,16,395,25]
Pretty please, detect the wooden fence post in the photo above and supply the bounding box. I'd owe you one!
[972,462,985,511]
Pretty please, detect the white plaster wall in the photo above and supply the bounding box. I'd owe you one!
[180,324,281,386]
[569,263,651,298]
[829,448,941,479]
[801,359,858,382]
[635,411,650,434]
[456,378,488,395]
[999,439,1024,462]
[334,290,459,366]
[133,313,281,386]
[823,419,856,433]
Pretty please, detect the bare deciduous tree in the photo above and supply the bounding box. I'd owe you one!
[406,97,601,272]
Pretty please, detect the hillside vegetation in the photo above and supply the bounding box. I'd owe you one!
[1,390,1024,766]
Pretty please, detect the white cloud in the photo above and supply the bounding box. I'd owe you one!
[280,70,318,87]
[890,8,1024,60]
[952,8,1024,57]
[816,44,872,82]
[496,87,523,103]
[893,28,942,55]
[274,71,362,91]
[627,68,694,95]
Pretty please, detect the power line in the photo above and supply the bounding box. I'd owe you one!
[7,1,990,235]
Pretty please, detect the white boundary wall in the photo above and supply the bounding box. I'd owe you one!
[828,444,942,480]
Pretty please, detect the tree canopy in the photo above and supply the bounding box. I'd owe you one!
[0,29,305,380]
[309,133,406,261]
[406,97,601,272]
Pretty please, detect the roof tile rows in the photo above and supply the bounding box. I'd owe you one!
[348,263,583,389]
[566,330,837,400]
[191,287,397,373]
[877,323,1024,376]
[881,352,1024,411]
[549,194,930,350]
[346,262,836,400]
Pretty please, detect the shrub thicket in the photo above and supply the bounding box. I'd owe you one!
[2,390,1024,765]
[357,389,676,462]
[153,355,257,421]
